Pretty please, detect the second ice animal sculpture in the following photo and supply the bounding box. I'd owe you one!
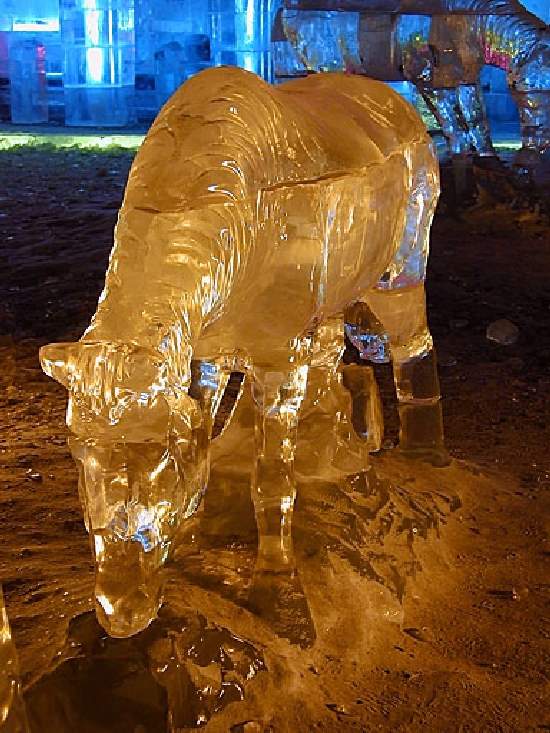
[40,67,444,638]
[278,0,549,165]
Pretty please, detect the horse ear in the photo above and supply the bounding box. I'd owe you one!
[39,342,80,389]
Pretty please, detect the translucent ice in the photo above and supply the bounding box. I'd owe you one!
[24,610,265,731]
[209,0,274,79]
[0,588,29,733]
[280,1,550,162]
[41,67,444,637]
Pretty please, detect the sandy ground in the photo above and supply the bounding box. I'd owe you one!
[0,145,549,732]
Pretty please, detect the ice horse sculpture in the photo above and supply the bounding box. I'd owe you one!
[40,66,444,638]
[278,0,549,163]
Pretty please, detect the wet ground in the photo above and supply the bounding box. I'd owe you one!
[0,144,549,731]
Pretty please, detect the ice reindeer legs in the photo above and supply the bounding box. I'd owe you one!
[40,67,444,637]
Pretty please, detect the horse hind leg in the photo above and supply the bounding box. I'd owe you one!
[347,140,448,466]
[297,316,380,479]
[418,86,471,156]
[349,286,447,466]
[457,82,494,156]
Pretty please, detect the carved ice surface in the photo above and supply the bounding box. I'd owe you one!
[40,66,445,638]
[280,0,549,163]
[24,610,265,731]
[0,589,29,733]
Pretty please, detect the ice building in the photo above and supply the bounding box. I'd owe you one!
[0,0,546,127]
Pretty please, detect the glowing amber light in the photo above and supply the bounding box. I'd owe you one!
[40,67,445,638]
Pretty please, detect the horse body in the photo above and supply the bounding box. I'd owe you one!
[41,67,443,636]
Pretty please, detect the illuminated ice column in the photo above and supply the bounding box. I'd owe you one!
[210,0,274,80]
[8,38,48,123]
[0,588,29,733]
[61,0,136,126]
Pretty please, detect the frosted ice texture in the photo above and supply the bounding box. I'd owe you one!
[40,67,444,637]
[136,0,212,106]
[280,0,549,161]
[0,589,29,733]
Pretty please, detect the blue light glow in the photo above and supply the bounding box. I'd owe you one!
[86,47,104,83]
[9,0,61,32]
[12,19,59,32]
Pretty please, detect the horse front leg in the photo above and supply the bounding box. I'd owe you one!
[456,82,494,156]
[417,85,471,156]
[298,316,378,477]
[250,360,310,572]
[182,357,234,505]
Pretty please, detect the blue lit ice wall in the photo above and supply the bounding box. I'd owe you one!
[0,0,546,126]
[135,0,274,111]
[135,0,211,109]
[0,0,276,125]
[8,37,48,123]
[61,0,136,126]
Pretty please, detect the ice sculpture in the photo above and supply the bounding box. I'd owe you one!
[279,0,549,163]
[40,66,444,638]
[0,589,29,733]
[60,0,136,126]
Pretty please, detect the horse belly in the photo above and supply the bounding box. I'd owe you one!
[323,163,408,311]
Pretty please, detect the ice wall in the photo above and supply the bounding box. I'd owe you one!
[135,0,274,109]
[0,0,60,32]
[0,0,60,123]
[135,0,211,108]
[214,0,274,79]
[1,0,277,124]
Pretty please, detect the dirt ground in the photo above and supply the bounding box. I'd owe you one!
[0,145,549,732]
